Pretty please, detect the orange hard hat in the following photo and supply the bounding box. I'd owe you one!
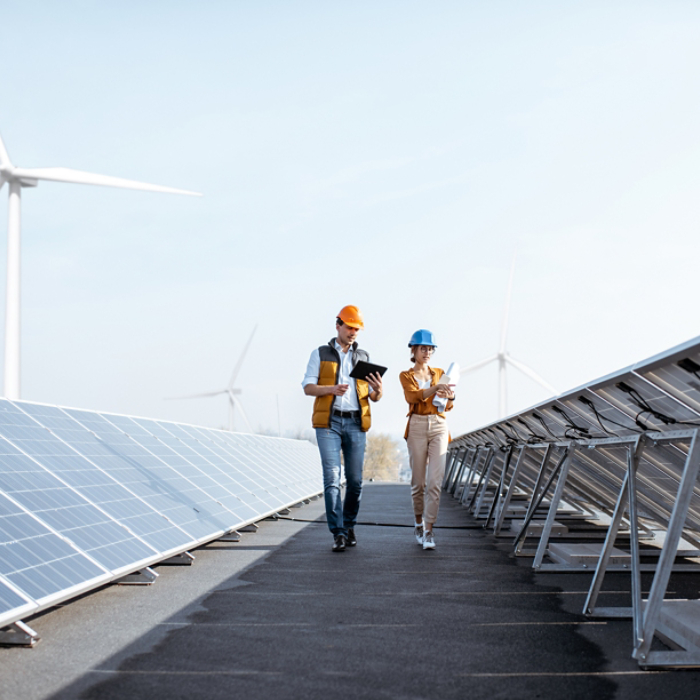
[337,305,364,329]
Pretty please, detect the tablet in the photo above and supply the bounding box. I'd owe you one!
[350,360,388,382]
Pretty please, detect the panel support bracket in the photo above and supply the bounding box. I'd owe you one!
[239,523,259,533]
[160,551,195,566]
[117,567,158,585]
[0,620,40,647]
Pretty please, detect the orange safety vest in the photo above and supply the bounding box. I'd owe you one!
[311,340,372,432]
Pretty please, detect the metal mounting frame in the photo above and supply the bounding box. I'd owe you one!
[0,620,40,647]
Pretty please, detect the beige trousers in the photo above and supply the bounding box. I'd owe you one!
[407,414,449,526]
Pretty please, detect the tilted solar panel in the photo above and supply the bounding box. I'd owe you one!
[0,577,34,628]
[0,490,108,604]
[448,334,700,668]
[0,399,322,637]
[0,401,159,572]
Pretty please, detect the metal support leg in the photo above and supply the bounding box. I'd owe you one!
[484,447,512,529]
[460,448,483,505]
[456,449,478,500]
[239,523,259,533]
[450,448,471,496]
[443,449,459,490]
[0,621,40,647]
[523,444,553,523]
[467,449,494,511]
[117,567,158,585]
[513,448,568,554]
[584,469,631,616]
[494,445,527,535]
[533,445,575,569]
[635,430,700,663]
[160,551,195,566]
[219,531,241,542]
[628,440,645,644]
[474,450,499,517]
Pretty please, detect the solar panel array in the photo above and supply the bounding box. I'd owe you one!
[0,399,322,631]
[446,334,700,669]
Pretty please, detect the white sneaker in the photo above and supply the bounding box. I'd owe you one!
[414,524,424,545]
[423,530,435,550]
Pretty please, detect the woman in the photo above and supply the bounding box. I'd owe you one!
[399,330,455,550]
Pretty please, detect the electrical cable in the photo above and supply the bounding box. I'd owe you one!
[677,358,700,381]
[496,424,519,445]
[532,412,562,439]
[616,382,700,429]
[276,516,483,529]
[551,405,590,438]
[577,395,640,435]
[516,417,547,443]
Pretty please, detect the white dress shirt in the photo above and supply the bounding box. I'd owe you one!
[302,340,360,412]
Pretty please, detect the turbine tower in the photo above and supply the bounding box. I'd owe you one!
[0,130,201,400]
[461,258,556,418]
[167,326,258,432]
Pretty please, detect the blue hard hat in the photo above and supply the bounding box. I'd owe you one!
[408,329,437,348]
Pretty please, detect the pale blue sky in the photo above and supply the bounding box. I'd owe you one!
[1,1,700,439]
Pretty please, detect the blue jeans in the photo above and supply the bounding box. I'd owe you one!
[316,414,367,537]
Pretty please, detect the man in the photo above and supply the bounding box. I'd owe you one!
[302,305,383,552]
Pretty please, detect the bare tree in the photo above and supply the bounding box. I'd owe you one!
[363,433,401,481]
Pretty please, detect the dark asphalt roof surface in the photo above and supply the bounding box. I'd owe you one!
[51,483,700,700]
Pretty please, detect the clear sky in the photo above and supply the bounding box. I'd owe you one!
[1,1,700,440]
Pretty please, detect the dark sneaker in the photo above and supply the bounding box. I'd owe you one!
[332,535,346,552]
[347,528,357,546]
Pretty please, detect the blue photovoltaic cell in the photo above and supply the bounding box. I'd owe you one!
[156,422,274,517]
[13,402,193,556]
[129,417,252,521]
[0,401,159,570]
[102,414,241,526]
[226,434,311,505]
[0,577,32,618]
[207,430,292,504]
[193,429,287,508]
[0,491,106,602]
[0,396,322,630]
[63,410,232,541]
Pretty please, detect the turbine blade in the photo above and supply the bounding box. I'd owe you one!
[460,354,499,375]
[506,356,558,395]
[499,255,516,354]
[232,396,254,433]
[10,167,201,196]
[164,389,227,400]
[0,133,11,169]
[228,324,258,389]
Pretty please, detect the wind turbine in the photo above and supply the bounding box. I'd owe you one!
[167,326,258,432]
[461,259,557,418]
[0,130,201,400]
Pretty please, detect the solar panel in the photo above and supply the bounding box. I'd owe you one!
[0,490,108,603]
[447,334,700,669]
[62,409,233,541]
[0,399,322,638]
[0,401,158,572]
[9,401,193,556]
[0,577,34,628]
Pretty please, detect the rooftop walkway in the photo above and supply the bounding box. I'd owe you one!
[5,483,700,699]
